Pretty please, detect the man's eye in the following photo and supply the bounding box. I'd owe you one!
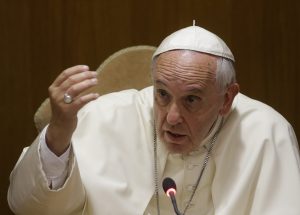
[155,89,170,106]
[157,89,168,98]
[186,95,200,103]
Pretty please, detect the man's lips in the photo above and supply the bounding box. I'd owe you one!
[167,131,185,137]
[164,130,187,142]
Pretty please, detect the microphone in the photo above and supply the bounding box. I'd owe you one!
[162,177,182,215]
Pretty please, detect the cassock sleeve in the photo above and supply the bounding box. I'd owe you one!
[213,95,300,215]
[248,123,300,214]
[8,135,86,215]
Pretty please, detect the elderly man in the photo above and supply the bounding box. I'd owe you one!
[8,26,300,215]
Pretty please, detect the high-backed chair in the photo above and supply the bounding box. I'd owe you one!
[34,45,156,132]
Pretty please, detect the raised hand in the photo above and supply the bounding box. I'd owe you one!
[46,65,99,155]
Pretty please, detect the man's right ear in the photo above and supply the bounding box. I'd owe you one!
[219,83,239,115]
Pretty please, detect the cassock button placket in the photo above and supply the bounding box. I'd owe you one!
[184,200,195,208]
[188,149,201,156]
[186,184,195,192]
[187,163,201,170]
[187,164,194,169]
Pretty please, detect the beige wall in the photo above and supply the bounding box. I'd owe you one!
[1,0,299,213]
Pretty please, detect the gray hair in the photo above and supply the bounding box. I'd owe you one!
[216,57,236,93]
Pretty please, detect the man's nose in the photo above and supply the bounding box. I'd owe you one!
[166,103,183,125]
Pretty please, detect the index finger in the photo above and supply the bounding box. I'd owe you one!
[53,65,90,87]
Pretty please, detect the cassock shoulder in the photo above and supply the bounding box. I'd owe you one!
[77,86,154,123]
[213,93,300,214]
[228,93,295,144]
[217,92,298,164]
[232,93,289,125]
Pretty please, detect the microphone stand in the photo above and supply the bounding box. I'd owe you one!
[162,177,183,215]
[169,192,182,215]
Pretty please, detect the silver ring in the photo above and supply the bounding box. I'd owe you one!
[63,93,73,104]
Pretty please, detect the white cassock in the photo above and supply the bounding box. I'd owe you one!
[8,86,300,215]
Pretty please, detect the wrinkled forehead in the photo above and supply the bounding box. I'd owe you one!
[153,50,218,75]
[152,50,219,88]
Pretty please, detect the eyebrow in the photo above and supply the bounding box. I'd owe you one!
[155,80,167,86]
[154,79,204,94]
[185,88,204,94]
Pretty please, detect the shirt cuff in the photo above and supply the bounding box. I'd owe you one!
[39,125,72,189]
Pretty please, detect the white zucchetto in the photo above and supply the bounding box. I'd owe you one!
[153,26,235,62]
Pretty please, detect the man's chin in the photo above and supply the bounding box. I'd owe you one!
[164,141,192,154]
